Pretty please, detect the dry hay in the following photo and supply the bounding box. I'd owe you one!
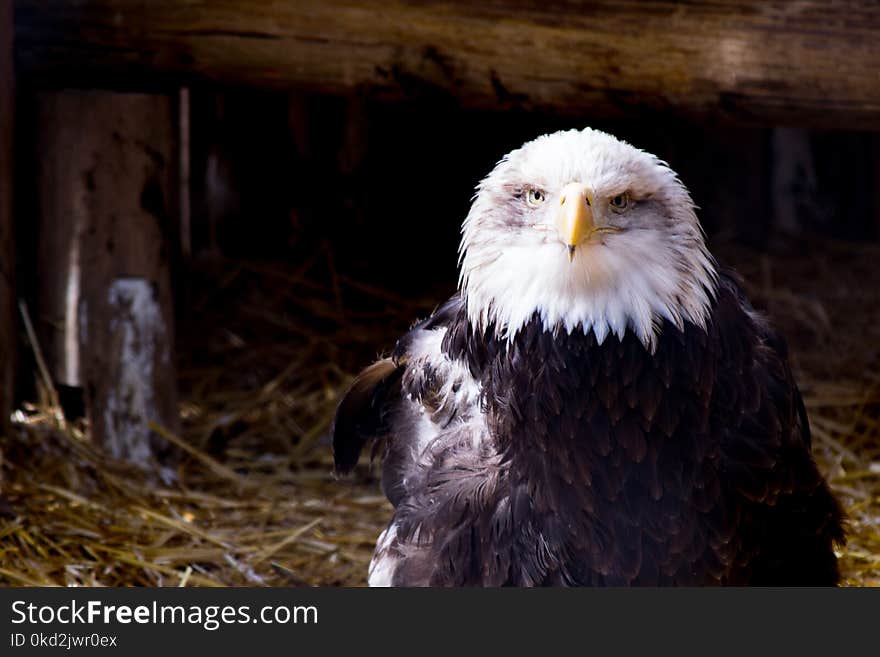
[0,238,878,586]
[0,250,431,587]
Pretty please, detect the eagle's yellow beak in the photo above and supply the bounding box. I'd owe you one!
[555,183,594,262]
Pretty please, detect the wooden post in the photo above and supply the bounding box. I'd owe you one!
[771,127,816,238]
[35,91,179,467]
[178,87,191,259]
[873,134,880,240]
[0,1,15,435]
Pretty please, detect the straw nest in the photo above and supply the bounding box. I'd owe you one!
[0,238,878,586]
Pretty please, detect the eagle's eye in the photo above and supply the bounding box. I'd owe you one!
[609,193,629,212]
[526,188,546,207]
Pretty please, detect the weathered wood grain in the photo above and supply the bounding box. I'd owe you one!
[13,1,880,127]
[35,91,180,467]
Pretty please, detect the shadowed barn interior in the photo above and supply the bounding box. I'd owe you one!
[0,1,879,586]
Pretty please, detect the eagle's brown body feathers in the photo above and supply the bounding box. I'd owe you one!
[333,273,844,586]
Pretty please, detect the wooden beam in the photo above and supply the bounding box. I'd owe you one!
[35,91,180,468]
[13,1,880,128]
[0,0,15,435]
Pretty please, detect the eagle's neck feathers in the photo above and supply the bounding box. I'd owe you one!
[460,236,718,353]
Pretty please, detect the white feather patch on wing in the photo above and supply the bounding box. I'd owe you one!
[368,319,494,587]
[404,327,484,435]
[368,523,399,587]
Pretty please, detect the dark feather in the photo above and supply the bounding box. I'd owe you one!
[331,358,401,475]
[340,272,844,586]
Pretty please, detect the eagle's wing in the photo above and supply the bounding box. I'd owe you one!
[332,295,481,495]
[712,271,845,584]
[331,294,489,584]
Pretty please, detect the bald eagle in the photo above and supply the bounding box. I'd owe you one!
[332,128,844,586]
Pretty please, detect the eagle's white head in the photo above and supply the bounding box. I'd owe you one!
[459,128,718,350]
